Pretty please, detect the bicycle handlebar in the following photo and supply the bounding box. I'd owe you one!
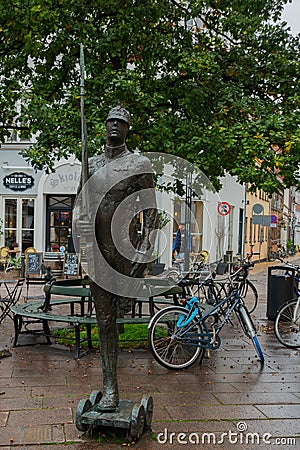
[275,257,300,272]
[178,272,213,288]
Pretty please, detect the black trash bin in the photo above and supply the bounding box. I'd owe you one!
[267,266,295,320]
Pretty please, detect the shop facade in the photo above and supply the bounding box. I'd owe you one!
[1,143,246,269]
[0,143,81,253]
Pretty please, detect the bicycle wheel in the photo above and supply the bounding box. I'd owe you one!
[236,303,264,364]
[274,299,300,348]
[197,281,224,306]
[166,268,181,281]
[148,306,205,370]
[238,279,258,313]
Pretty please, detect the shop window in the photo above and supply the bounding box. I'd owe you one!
[22,199,35,251]
[4,198,35,251]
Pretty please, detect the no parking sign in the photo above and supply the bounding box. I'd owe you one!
[217,201,231,216]
[270,214,277,228]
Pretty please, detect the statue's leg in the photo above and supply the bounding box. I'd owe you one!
[91,282,119,412]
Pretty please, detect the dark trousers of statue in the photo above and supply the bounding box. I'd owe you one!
[90,281,120,411]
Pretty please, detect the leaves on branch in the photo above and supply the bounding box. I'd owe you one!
[0,0,299,193]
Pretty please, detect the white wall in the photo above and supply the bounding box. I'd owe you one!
[203,175,245,262]
[156,173,245,267]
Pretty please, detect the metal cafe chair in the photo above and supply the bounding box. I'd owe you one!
[0,246,10,272]
[0,278,24,324]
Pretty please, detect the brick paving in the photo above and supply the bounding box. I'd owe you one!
[0,259,299,449]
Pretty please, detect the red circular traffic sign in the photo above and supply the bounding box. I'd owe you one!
[217,202,231,216]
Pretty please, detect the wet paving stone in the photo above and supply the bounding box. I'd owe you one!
[0,411,9,426]
[0,259,299,447]
[255,404,300,419]
[8,407,73,427]
[165,403,267,421]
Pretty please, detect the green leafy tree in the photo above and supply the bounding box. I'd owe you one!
[0,0,299,192]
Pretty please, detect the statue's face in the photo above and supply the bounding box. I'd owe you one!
[106,118,128,144]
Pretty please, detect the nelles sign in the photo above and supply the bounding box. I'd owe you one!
[3,172,35,191]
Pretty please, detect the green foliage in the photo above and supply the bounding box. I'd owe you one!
[287,238,293,251]
[157,211,171,229]
[0,0,299,192]
[7,255,22,269]
[53,323,149,349]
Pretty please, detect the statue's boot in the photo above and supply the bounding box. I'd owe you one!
[96,376,119,412]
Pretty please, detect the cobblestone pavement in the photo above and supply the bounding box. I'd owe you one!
[0,258,299,449]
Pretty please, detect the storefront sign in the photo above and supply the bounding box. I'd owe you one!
[26,252,42,275]
[43,163,81,193]
[3,172,35,191]
[64,253,80,276]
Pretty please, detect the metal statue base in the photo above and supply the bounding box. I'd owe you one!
[76,391,153,441]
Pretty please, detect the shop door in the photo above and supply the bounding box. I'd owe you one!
[46,195,75,252]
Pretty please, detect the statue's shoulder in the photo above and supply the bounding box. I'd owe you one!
[131,152,153,171]
[88,154,106,175]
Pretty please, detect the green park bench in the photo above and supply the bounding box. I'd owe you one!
[11,277,183,359]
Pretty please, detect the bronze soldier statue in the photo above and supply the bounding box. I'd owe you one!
[79,104,157,412]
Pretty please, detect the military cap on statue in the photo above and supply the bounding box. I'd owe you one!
[106,103,131,126]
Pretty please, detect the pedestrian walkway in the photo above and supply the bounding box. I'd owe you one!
[0,258,299,449]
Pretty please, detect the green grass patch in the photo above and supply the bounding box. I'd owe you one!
[53,323,149,349]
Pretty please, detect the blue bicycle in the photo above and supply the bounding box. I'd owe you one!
[148,279,264,370]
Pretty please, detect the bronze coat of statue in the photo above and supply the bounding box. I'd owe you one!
[79,104,157,412]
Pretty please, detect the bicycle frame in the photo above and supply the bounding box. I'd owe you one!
[175,290,244,350]
[148,276,264,368]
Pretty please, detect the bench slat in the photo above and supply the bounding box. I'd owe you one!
[48,285,90,297]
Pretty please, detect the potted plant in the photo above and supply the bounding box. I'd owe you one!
[151,211,170,275]
[6,255,22,278]
[151,250,165,275]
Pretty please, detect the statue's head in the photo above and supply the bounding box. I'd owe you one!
[106,103,131,127]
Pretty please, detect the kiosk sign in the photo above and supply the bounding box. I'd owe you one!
[3,172,34,191]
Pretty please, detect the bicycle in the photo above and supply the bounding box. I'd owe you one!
[230,261,258,313]
[268,240,288,261]
[163,257,258,314]
[148,278,264,370]
[164,253,211,283]
[274,259,300,349]
[192,261,258,313]
[246,243,261,263]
